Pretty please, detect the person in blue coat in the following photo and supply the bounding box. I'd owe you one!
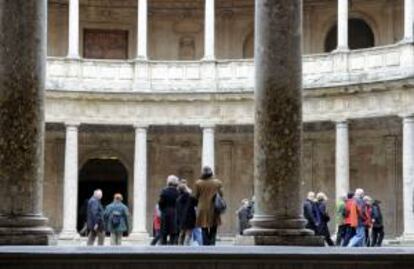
[87,189,105,246]
[104,193,130,246]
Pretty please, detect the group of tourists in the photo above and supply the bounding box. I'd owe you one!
[303,188,384,247]
[151,166,225,246]
[85,189,130,246]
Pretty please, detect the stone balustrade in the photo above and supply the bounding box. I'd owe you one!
[46,43,414,93]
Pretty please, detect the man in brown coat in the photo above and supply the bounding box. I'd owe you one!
[194,166,224,245]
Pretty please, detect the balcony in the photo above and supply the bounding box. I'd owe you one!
[46,43,414,94]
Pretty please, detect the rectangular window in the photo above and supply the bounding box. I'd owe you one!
[83,29,128,59]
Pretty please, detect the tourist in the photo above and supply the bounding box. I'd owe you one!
[363,195,373,246]
[303,192,319,234]
[104,193,129,246]
[159,175,180,245]
[347,188,366,247]
[176,183,197,245]
[194,166,224,246]
[236,198,253,235]
[371,199,384,247]
[342,192,355,246]
[335,195,347,246]
[316,192,334,246]
[86,189,105,246]
[150,204,162,245]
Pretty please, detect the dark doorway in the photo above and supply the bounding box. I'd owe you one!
[77,158,128,233]
[324,18,375,52]
[83,29,128,59]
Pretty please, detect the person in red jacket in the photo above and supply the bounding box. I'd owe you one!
[342,192,355,246]
[150,204,162,245]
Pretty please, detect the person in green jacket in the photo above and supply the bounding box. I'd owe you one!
[104,193,130,245]
[335,195,347,246]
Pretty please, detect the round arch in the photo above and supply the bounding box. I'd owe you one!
[77,158,129,233]
[242,30,254,59]
[320,12,379,53]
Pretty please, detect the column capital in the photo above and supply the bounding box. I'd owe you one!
[200,123,216,129]
[334,119,348,127]
[400,113,414,120]
[64,121,80,128]
[133,123,149,129]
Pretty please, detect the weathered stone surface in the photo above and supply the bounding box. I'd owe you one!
[241,0,322,245]
[0,0,53,245]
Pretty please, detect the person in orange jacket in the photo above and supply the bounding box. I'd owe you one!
[342,192,355,246]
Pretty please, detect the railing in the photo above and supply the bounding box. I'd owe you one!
[46,43,414,93]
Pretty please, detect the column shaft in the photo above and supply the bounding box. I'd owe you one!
[61,124,79,237]
[203,0,215,60]
[0,0,53,245]
[404,0,414,42]
[403,116,414,236]
[241,0,323,246]
[132,126,148,235]
[202,126,215,170]
[337,0,349,51]
[335,121,350,202]
[137,0,148,59]
[67,0,80,58]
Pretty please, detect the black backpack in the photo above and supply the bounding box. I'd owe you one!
[111,210,122,228]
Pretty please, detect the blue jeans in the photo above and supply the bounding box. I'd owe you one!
[347,226,365,247]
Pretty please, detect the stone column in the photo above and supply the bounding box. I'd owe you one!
[60,123,79,238]
[201,125,215,171]
[0,0,53,245]
[240,0,323,246]
[403,115,414,238]
[137,0,148,59]
[131,125,148,237]
[403,0,414,42]
[337,0,349,51]
[335,121,350,202]
[67,0,80,58]
[203,0,215,60]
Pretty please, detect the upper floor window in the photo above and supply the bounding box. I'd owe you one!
[324,18,375,52]
[83,29,128,60]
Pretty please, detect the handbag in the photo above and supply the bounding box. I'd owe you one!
[213,193,227,214]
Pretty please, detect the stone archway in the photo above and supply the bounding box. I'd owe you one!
[77,158,128,233]
[324,18,375,52]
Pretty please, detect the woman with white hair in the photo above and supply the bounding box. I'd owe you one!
[158,175,180,245]
[316,192,334,246]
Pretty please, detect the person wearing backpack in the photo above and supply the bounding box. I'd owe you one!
[104,193,129,246]
[194,166,224,245]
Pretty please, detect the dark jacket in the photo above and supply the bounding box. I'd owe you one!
[104,201,129,233]
[371,201,383,228]
[176,191,197,230]
[87,196,104,231]
[237,205,253,234]
[317,201,330,224]
[159,186,180,235]
[303,199,318,230]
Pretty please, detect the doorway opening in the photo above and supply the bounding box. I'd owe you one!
[77,158,128,233]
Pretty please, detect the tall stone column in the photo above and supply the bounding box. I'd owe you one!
[402,115,414,239]
[131,125,148,238]
[67,0,80,58]
[203,0,215,60]
[337,0,349,51]
[0,0,53,245]
[403,0,414,42]
[201,124,215,171]
[335,121,350,202]
[136,0,148,59]
[60,123,79,239]
[240,0,323,246]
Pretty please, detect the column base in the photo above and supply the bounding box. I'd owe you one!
[59,230,80,240]
[128,231,150,241]
[235,216,324,246]
[235,234,324,246]
[0,215,55,245]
